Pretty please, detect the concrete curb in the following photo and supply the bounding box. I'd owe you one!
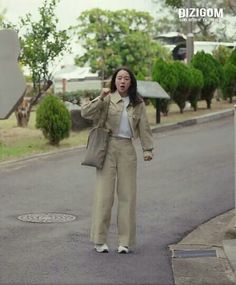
[0,108,234,167]
[0,145,86,168]
[151,108,234,133]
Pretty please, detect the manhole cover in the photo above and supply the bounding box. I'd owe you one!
[17,213,76,223]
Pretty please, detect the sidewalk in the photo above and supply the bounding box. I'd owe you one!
[169,210,236,285]
[164,109,236,285]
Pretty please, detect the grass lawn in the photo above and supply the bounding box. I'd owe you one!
[0,98,235,162]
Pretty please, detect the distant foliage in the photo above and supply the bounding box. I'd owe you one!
[58,90,100,105]
[36,95,71,145]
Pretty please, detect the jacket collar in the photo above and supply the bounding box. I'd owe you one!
[111,90,132,106]
[111,90,123,104]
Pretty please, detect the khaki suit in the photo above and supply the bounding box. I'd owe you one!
[81,91,153,246]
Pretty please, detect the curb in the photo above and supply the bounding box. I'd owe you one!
[0,145,85,167]
[151,108,234,133]
[0,108,234,167]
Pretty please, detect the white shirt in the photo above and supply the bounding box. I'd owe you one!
[117,96,133,138]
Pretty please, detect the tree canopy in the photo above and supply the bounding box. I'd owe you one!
[154,0,236,41]
[73,8,163,79]
[19,0,71,93]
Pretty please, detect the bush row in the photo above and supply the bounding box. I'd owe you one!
[152,49,236,113]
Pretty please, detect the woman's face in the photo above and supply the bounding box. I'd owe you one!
[115,70,131,96]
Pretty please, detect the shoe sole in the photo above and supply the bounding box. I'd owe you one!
[118,250,129,254]
[95,249,109,253]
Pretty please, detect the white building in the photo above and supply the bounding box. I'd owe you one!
[53,65,101,93]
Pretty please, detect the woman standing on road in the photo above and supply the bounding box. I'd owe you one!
[81,67,153,254]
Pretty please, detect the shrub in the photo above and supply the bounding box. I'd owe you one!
[212,45,232,66]
[228,49,236,66]
[36,95,71,145]
[188,67,204,111]
[221,63,236,103]
[171,61,192,113]
[58,90,100,105]
[191,51,223,109]
[152,58,177,115]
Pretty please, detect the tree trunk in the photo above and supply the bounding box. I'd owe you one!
[15,97,31,127]
[15,80,53,127]
[206,99,211,109]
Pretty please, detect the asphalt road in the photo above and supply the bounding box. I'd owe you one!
[0,116,234,285]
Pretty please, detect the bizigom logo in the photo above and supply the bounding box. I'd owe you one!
[178,8,224,22]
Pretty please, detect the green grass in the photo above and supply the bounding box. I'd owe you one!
[0,112,89,161]
[0,98,235,162]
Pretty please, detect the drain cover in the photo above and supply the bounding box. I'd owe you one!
[17,213,76,223]
[173,249,217,258]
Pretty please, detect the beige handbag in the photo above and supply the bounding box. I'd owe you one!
[81,96,111,169]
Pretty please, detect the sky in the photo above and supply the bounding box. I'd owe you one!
[1,1,234,69]
[0,0,158,67]
[0,0,158,28]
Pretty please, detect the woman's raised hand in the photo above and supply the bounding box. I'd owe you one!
[99,88,110,99]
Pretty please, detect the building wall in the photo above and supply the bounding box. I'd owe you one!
[53,78,102,93]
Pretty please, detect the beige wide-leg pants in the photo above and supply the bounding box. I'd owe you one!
[90,137,137,247]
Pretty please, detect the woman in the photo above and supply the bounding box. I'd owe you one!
[81,67,153,254]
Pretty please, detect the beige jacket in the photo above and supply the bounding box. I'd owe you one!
[81,91,153,156]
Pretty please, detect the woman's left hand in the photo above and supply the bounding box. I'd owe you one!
[143,151,153,161]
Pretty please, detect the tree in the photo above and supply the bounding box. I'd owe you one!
[12,0,71,127]
[188,67,204,111]
[36,95,71,145]
[221,51,236,103]
[228,49,236,66]
[20,0,70,93]
[191,51,223,109]
[221,63,236,103]
[212,45,232,66]
[152,58,177,115]
[171,61,192,113]
[153,0,236,41]
[74,9,159,79]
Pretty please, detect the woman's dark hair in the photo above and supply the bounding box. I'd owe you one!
[110,66,143,106]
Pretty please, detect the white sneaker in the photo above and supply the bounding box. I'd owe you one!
[118,245,129,254]
[94,243,109,253]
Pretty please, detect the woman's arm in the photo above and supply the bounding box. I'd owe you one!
[81,88,110,120]
[138,102,154,161]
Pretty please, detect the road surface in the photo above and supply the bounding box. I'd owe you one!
[0,117,234,285]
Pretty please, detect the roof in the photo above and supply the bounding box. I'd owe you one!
[53,66,99,80]
[137,81,170,99]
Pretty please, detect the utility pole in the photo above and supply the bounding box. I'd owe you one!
[186,0,194,63]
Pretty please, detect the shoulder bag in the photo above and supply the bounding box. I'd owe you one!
[81,96,111,169]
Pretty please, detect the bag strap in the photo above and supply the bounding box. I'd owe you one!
[98,95,111,128]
